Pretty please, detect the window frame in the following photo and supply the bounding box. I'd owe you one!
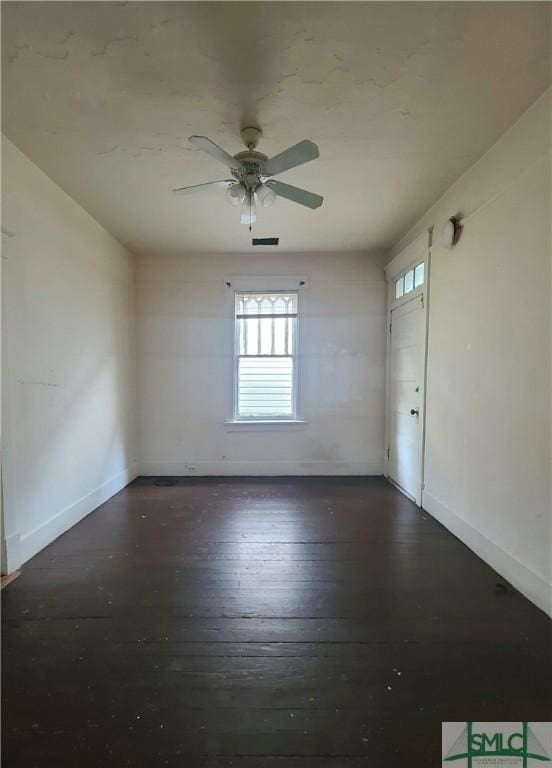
[393,259,425,303]
[233,290,299,422]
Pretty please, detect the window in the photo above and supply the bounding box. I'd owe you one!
[414,261,424,288]
[234,292,298,420]
[394,260,425,300]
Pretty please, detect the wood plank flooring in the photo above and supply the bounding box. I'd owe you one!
[2,476,551,767]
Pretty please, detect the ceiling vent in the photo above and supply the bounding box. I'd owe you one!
[252,237,279,246]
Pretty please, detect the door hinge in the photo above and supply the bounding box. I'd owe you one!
[387,447,390,460]
[389,321,392,335]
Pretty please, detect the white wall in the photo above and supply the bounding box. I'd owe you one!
[1,137,138,572]
[136,252,386,476]
[387,90,551,615]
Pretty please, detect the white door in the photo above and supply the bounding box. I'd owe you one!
[388,293,425,504]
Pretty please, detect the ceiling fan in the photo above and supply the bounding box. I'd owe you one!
[173,127,323,230]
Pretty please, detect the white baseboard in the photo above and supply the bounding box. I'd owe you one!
[18,464,139,565]
[423,490,552,618]
[2,531,22,575]
[140,460,382,477]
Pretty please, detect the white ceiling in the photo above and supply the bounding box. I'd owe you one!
[2,2,550,255]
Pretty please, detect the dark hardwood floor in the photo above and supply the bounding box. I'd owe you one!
[2,476,551,767]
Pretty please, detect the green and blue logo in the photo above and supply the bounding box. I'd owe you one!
[443,722,551,767]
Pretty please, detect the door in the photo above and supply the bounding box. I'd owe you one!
[388,293,425,504]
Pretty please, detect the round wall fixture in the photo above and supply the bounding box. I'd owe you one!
[440,216,461,248]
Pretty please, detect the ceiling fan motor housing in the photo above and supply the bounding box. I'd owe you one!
[232,151,269,190]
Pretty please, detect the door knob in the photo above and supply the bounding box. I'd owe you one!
[410,408,419,416]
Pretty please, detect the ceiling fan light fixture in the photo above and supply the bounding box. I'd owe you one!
[256,183,276,208]
[225,182,246,207]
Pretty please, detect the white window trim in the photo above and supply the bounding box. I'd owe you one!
[229,280,306,424]
[224,419,308,431]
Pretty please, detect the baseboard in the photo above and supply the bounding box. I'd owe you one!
[18,464,139,565]
[140,460,382,477]
[2,531,22,574]
[1,570,21,589]
[423,490,552,618]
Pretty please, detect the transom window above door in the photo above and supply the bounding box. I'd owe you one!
[395,261,425,300]
[234,292,298,420]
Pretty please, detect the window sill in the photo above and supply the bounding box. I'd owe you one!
[224,419,307,432]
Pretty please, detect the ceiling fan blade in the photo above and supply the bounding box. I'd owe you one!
[262,140,319,177]
[173,179,234,195]
[188,136,240,170]
[266,180,323,209]
[240,190,257,228]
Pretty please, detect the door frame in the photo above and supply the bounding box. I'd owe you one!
[384,230,431,506]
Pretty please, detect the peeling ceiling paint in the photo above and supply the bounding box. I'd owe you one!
[2,1,550,254]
